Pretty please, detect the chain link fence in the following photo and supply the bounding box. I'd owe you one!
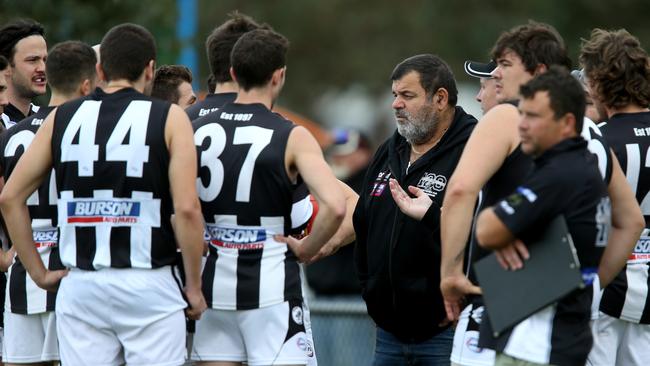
[307,295,375,366]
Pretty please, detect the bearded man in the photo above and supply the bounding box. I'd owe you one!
[352,54,477,366]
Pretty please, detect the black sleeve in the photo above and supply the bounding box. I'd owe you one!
[352,161,373,290]
[420,200,441,232]
[492,166,567,239]
[352,145,388,290]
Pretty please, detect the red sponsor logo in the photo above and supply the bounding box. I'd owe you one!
[34,241,57,248]
[68,216,138,224]
[210,240,264,250]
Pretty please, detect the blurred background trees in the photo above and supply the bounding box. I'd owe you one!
[2,0,648,140]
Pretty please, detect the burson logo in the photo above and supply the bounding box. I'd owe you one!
[67,201,141,224]
[33,230,58,248]
[208,227,266,250]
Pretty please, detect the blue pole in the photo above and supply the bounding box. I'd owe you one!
[177,0,199,90]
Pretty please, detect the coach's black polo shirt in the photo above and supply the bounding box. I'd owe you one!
[479,137,610,366]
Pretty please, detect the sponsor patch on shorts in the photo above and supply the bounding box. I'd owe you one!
[291,306,304,325]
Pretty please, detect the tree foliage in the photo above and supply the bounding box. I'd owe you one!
[2,0,649,113]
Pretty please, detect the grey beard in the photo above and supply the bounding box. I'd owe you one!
[396,113,438,145]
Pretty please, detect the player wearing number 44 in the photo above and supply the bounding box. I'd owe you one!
[0,23,207,366]
[190,28,347,365]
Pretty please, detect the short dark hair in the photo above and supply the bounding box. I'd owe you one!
[580,28,650,110]
[231,29,289,91]
[520,66,585,133]
[390,54,459,106]
[0,55,8,71]
[205,12,263,84]
[46,41,96,95]
[151,65,193,103]
[0,19,45,64]
[492,21,571,73]
[100,23,156,82]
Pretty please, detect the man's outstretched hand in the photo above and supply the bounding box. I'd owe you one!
[388,178,432,220]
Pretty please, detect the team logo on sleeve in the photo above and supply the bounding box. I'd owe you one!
[499,190,527,215]
[516,187,537,202]
[417,172,447,197]
[67,200,141,224]
[499,200,515,215]
[207,226,266,250]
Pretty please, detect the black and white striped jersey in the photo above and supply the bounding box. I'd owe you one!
[599,111,650,324]
[185,92,236,121]
[2,103,39,129]
[0,106,65,314]
[51,88,177,270]
[193,102,302,310]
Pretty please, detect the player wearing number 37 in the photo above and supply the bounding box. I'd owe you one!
[190,28,346,365]
[0,23,207,365]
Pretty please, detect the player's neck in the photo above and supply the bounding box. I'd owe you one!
[6,87,32,117]
[607,104,650,118]
[49,92,78,107]
[105,78,145,94]
[234,88,273,110]
[214,81,238,94]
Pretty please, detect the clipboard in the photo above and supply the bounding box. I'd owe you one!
[474,215,585,337]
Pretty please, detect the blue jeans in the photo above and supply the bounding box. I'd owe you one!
[373,326,453,366]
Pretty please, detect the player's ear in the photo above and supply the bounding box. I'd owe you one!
[144,60,155,82]
[79,79,92,96]
[561,113,578,135]
[96,63,106,83]
[229,66,239,85]
[271,67,285,87]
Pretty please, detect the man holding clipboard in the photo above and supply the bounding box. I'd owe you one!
[390,23,643,366]
[474,68,631,365]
